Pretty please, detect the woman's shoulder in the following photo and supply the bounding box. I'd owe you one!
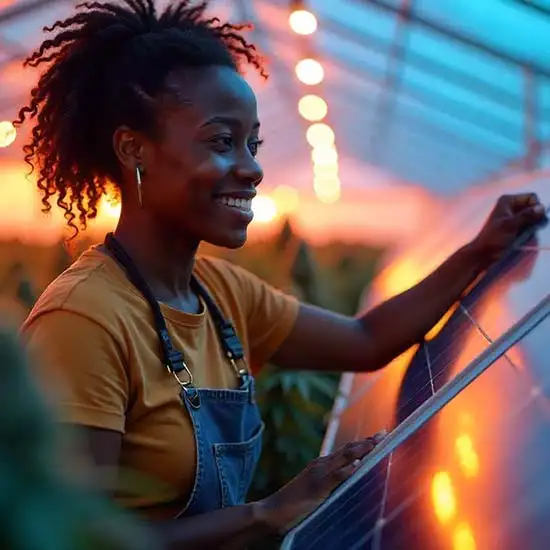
[23,246,135,330]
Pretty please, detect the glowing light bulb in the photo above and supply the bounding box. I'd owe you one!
[312,146,338,165]
[313,163,339,176]
[306,123,335,148]
[298,95,328,122]
[0,121,16,148]
[295,59,324,85]
[289,9,318,35]
[313,174,341,204]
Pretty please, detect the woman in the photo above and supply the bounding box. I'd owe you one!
[17,1,545,548]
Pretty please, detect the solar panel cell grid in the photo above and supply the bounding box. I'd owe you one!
[285,217,550,549]
[377,322,550,549]
[285,312,550,549]
[325,300,490,452]
[290,459,389,550]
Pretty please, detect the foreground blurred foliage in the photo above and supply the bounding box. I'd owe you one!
[0,328,157,550]
[0,219,383,547]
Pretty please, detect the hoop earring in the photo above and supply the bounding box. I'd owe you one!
[135,165,143,207]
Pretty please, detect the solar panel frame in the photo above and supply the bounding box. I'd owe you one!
[281,294,550,550]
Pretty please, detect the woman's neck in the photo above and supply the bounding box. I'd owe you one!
[112,214,200,306]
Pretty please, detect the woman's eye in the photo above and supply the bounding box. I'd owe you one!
[210,136,233,151]
[248,139,264,157]
[209,136,264,156]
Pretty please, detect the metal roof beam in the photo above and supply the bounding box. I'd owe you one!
[368,0,412,162]
[504,0,550,19]
[321,17,522,110]
[358,0,550,78]
[327,54,520,148]
[523,69,543,170]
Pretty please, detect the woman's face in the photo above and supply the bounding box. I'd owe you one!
[118,65,264,249]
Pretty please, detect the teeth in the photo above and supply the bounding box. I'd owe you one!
[217,196,252,210]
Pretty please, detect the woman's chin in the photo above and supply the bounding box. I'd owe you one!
[207,229,248,250]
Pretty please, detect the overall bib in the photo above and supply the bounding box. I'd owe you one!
[105,233,264,516]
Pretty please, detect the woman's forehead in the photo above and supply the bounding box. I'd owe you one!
[163,66,259,124]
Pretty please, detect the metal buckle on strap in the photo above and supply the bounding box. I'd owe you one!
[167,362,201,409]
[226,352,249,378]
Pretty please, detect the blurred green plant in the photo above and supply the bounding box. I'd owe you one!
[0,328,157,550]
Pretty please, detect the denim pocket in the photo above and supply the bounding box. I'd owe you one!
[213,421,264,508]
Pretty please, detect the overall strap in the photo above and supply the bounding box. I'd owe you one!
[104,233,249,408]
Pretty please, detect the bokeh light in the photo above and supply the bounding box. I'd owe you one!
[100,196,121,220]
[312,146,338,165]
[431,471,456,524]
[272,185,300,214]
[455,434,479,478]
[0,121,17,148]
[313,163,339,176]
[453,523,477,550]
[295,59,324,85]
[298,95,328,122]
[252,195,278,223]
[306,123,335,148]
[313,174,341,204]
[289,9,318,35]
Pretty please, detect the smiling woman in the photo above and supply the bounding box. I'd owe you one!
[15,0,384,546]
[15,1,546,549]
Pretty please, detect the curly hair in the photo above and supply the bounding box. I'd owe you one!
[14,0,266,237]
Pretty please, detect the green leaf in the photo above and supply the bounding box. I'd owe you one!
[295,375,312,401]
[308,374,339,399]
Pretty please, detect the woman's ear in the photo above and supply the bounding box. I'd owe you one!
[112,126,145,170]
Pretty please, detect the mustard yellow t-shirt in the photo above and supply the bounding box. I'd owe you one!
[20,246,299,518]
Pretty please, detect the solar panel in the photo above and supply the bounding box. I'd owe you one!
[375,315,550,550]
[324,288,491,453]
[325,215,549,452]
[282,298,550,550]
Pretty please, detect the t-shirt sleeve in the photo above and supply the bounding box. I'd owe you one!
[222,261,300,367]
[21,310,129,433]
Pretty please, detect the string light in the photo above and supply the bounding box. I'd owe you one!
[295,58,324,85]
[298,95,328,122]
[306,123,335,148]
[0,121,16,148]
[312,146,338,165]
[289,9,318,35]
[313,163,338,176]
[291,5,341,204]
[313,174,341,203]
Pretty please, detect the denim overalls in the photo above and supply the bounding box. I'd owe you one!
[105,233,263,516]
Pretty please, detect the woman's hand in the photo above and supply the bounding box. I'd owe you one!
[469,193,547,266]
[256,431,387,534]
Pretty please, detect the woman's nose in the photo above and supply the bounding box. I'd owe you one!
[235,157,263,187]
